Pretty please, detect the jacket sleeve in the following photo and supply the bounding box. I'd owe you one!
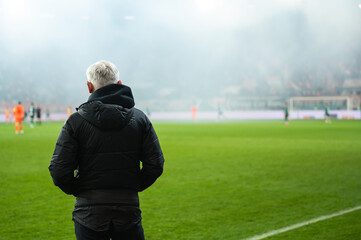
[49,120,78,195]
[139,119,164,191]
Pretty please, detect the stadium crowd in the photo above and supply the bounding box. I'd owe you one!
[0,52,360,112]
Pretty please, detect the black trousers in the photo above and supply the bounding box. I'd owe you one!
[74,221,145,240]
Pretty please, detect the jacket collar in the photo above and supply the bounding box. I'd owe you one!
[87,84,135,108]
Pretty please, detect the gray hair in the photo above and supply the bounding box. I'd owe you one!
[86,60,119,89]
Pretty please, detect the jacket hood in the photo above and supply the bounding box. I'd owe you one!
[77,84,135,130]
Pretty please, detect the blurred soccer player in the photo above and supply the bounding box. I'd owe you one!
[36,106,42,125]
[5,108,10,123]
[13,102,25,134]
[324,103,331,124]
[217,104,224,121]
[67,107,72,117]
[284,102,289,125]
[46,108,50,121]
[29,102,35,128]
[191,105,197,122]
[49,60,164,240]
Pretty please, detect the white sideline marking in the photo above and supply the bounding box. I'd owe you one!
[243,205,361,240]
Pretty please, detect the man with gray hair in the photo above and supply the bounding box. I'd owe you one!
[49,60,164,240]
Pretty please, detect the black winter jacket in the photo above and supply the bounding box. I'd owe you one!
[49,84,164,196]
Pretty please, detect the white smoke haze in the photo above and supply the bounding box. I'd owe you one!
[0,0,360,110]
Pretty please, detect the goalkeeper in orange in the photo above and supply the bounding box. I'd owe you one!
[13,101,25,134]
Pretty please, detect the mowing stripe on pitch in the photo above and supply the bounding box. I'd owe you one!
[243,205,361,240]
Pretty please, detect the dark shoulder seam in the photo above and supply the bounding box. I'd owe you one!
[66,112,85,134]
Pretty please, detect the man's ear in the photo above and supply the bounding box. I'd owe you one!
[117,80,122,84]
[87,81,94,93]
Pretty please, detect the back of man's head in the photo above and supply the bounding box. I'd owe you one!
[86,60,119,90]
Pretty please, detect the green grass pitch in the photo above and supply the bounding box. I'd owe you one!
[0,120,360,239]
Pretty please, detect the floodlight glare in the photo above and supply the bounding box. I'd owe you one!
[195,0,217,14]
[124,16,135,20]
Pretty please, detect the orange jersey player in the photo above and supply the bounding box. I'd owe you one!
[5,108,10,123]
[13,102,25,134]
[191,105,197,122]
[67,107,72,117]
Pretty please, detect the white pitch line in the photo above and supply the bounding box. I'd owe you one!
[243,205,361,240]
